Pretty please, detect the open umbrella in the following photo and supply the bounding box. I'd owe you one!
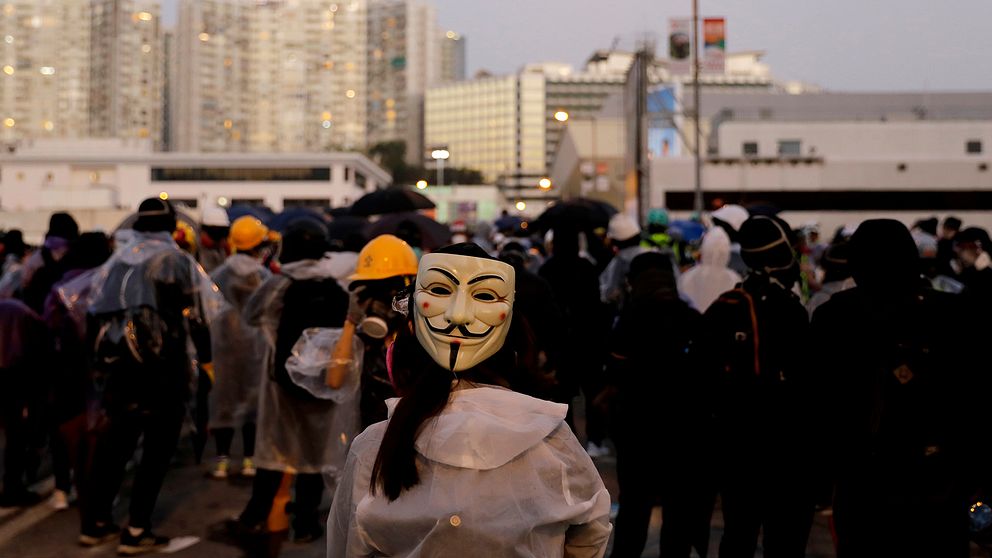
[326,215,370,252]
[266,207,327,232]
[227,204,275,223]
[367,212,451,252]
[351,186,435,216]
[668,219,706,243]
[532,198,618,233]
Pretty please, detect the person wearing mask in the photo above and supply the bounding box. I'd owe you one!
[80,198,219,554]
[330,234,419,429]
[43,232,113,511]
[540,225,609,457]
[15,212,79,312]
[710,204,750,277]
[207,217,277,480]
[0,299,47,507]
[231,219,350,543]
[327,243,612,558]
[699,216,816,558]
[600,214,651,314]
[678,227,742,313]
[606,252,712,558]
[805,240,855,317]
[811,219,987,557]
[198,206,232,274]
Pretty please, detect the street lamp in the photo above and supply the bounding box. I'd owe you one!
[515,201,526,211]
[431,148,450,186]
[538,177,552,190]
[554,110,569,123]
[415,179,428,190]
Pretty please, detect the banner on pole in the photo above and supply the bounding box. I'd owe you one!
[702,17,726,74]
[668,18,692,75]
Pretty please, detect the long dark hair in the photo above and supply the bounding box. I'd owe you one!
[370,306,537,501]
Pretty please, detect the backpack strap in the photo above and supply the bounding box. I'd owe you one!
[715,288,761,376]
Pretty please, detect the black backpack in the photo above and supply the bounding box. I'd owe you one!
[272,277,348,400]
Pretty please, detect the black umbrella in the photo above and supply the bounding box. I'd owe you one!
[267,207,327,232]
[326,215,370,252]
[351,186,435,216]
[532,198,618,232]
[367,212,451,252]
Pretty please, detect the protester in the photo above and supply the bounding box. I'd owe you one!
[607,252,712,558]
[953,227,992,302]
[937,215,962,276]
[0,299,48,507]
[710,204,750,277]
[327,243,612,558]
[207,217,276,479]
[600,213,651,313]
[332,234,418,429]
[232,219,351,543]
[80,198,219,554]
[678,227,742,313]
[43,232,113,510]
[811,219,988,557]
[198,206,232,274]
[699,216,816,558]
[539,225,609,457]
[0,229,28,279]
[805,240,855,316]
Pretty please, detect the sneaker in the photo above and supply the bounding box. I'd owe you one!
[118,529,169,556]
[240,457,256,478]
[79,522,122,547]
[50,489,69,511]
[211,456,230,479]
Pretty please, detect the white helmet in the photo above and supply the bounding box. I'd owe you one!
[201,205,230,227]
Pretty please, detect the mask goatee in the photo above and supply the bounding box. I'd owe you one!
[449,341,460,371]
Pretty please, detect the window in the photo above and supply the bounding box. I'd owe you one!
[230,198,265,207]
[967,140,983,155]
[151,167,330,181]
[284,198,330,208]
[171,198,198,208]
[355,171,367,187]
[778,140,802,156]
[742,142,758,156]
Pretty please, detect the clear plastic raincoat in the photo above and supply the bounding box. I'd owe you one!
[208,254,271,429]
[327,386,613,558]
[244,260,361,475]
[678,227,742,312]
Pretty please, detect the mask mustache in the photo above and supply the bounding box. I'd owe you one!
[425,318,493,339]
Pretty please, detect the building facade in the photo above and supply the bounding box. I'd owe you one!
[439,29,464,83]
[173,0,367,153]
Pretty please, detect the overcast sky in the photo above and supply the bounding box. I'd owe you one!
[160,0,992,91]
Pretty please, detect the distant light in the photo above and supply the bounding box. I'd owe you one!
[137,11,153,21]
[520,221,529,230]
[217,196,229,207]
[39,66,55,75]
[42,120,53,131]
[431,149,450,160]
[554,110,569,122]
[329,3,339,12]
[416,180,428,190]
[141,44,151,54]
[515,201,526,211]
[345,89,356,98]
[538,177,552,189]
[198,32,210,42]
[2,65,13,75]
[223,119,233,129]
[446,31,459,40]
[3,118,14,128]
[3,36,13,44]
[322,120,332,128]
[322,21,334,30]
[30,16,41,28]
[159,191,169,200]
[321,111,332,120]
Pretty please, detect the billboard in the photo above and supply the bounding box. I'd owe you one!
[668,18,692,75]
[703,17,726,73]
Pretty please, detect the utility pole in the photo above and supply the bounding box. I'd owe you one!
[692,0,704,213]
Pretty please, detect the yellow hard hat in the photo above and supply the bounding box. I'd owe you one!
[230,216,271,251]
[348,234,418,281]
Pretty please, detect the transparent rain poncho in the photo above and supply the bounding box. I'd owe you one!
[245,265,362,476]
[208,254,271,429]
[327,386,613,558]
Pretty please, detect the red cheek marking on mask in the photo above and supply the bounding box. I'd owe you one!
[422,302,429,309]
[499,312,506,320]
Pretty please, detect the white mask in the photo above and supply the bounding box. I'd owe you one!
[413,252,515,372]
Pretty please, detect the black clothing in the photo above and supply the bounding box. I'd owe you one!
[701,274,815,558]
[239,469,323,534]
[214,424,256,458]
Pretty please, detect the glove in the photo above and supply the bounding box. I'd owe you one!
[347,285,370,325]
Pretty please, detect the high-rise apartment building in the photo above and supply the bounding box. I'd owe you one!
[1,0,92,142]
[173,0,367,153]
[439,30,464,83]
[425,53,628,183]
[366,0,438,162]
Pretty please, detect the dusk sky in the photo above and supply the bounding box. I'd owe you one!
[161,0,992,91]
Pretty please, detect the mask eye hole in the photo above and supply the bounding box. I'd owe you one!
[428,285,452,296]
[473,291,497,302]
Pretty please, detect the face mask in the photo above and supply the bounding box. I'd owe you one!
[413,253,515,372]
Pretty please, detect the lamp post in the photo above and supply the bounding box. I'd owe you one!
[431,148,450,186]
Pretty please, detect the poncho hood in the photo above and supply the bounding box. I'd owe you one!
[387,387,568,471]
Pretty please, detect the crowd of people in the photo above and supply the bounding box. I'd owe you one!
[0,197,990,558]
